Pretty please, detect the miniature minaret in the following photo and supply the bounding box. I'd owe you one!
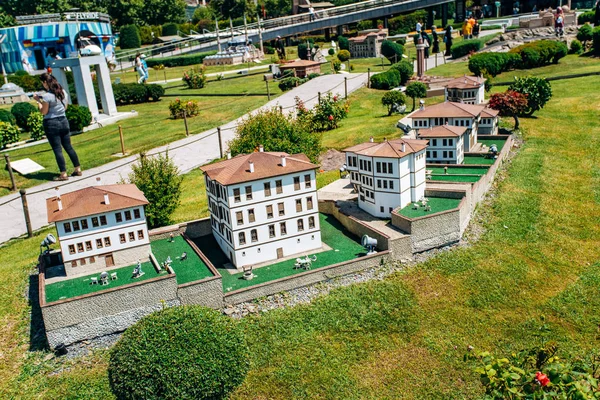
[416,36,425,79]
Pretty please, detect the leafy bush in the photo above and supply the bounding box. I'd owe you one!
[468,52,519,76]
[509,40,568,69]
[139,25,162,45]
[182,68,207,89]
[332,59,341,72]
[594,26,600,55]
[145,84,164,101]
[278,77,307,91]
[370,69,401,90]
[488,90,529,129]
[307,73,321,80]
[119,25,141,49]
[125,152,183,228]
[65,105,92,132]
[297,43,310,60]
[381,90,406,116]
[145,51,217,68]
[337,49,351,62]
[405,81,428,111]
[8,73,43,92]
[11,102,38,131]
[387,10,427,35]
[577,10,596,24]
[264,45,275,54]
[381,40,404,63]
[169,98,200,119]
[162,22,179,36]
[338,35,349,50]
[113,83,148,104]
[451,38,484,59]
[109,306,247,400]
[0,109,17,125]
[0,122,20,149]
[577,24,594,47]
[230,107,322,163]
[570,39,583,54]
[390,60,414,85]
[297,92,349,131]
[508,76,552,117]
[27,112,44,141]
[357,20,373,30]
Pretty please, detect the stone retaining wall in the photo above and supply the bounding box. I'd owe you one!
[149,217,212,240]
[223,251,390,305]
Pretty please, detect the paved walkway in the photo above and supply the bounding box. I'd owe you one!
[0,73,367,244]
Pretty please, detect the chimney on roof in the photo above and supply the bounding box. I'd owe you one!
[227,152,232,159]
[96,176,102,185]
[249,161,255,173]
[401,143,406,152]
[369,136,374,143]
[419,99,425,110]
[104,193,110,205]
[259,145,264,152]
[280,155,286,167]
[55,186,60,199]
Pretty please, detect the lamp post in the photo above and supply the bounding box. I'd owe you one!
[0,34,7,85]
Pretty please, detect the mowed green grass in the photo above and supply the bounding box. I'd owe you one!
[398,197,462,218]
[0,74,598,398]
[150,235,213,284]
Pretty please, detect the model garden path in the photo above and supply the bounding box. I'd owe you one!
[0,73,367,244]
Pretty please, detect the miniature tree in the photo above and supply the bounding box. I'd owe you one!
[126,151,183,228]
[391,60,414,85]
[381,40,404,63]
[119,25,141,49]
[508,76,552,117]
[109,306,249,400]
[577,23,593,48]
[381,90,406,116]
[337,49,351,62]
[338,35,349,50]
[405,81,427,111]
[488,90,529,130]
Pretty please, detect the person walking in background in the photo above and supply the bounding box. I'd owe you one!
[462,20,470,39]
[275,36,286,60]
[421,30,431,58]
[34,73,81,181]
[595,0,600,26]
[416,20,422,33]
[308,6,316,21]
[472,19,481,38]
[431,25,440,54]
[140,54,149,83]
[444,25,454,56]
[134,53,144,84]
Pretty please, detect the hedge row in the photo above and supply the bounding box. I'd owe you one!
[451,38,485,59]
[69,83,164,106]
[145,51,217,68]
[577,11,596,24]
[468,40,568,76]
[594,26,600,55]
[370,69,401,90]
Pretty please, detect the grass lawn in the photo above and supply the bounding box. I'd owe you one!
[0,73,282,197]
[478,138,507,151]
[429,174,482,182]
[429,166,489,175]
[0,72,599,399]
[398,196,462,218]
[463,154,496,165]
[150,235,213,284]
[191,213,365,292]
[45,261,159,303]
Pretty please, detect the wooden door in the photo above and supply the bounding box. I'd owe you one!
[105,254,114,267]
[276,248,284,259]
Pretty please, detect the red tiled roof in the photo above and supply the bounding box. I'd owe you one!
[46,184,148,223]
[416,125,467,138]
[200,152,318,185]
[445,75,486,89]
[343,138,428,158]
[411,101,485,118]
[279,60,322,68]
[481,107,499,117]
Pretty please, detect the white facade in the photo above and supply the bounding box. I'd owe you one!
[346,149,427,218]
[412,116,478,153]
[205,170,321,268]
[479,115,498,135]
[445,85,485,104]
[423,136,465,164]
[56,206,149,266]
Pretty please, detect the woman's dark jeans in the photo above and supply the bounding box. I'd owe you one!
[44,116,80,173]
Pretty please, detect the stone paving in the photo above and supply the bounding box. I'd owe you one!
[0,73,367,244]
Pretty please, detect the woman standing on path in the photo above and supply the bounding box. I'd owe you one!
[444,25,453,56]
[431,26,440,54]
[34,73,81,181]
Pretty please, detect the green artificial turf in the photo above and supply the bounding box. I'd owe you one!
[478,138,507,152]
[150,235,213,284]
[428,166,489,175]
[398,197,462,218]
[192,213,366,292]
[463,155,496,165]
[429,174,482,183]
[45,261,159,303]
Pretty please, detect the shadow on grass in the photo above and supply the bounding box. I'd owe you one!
[24,171,59,182]
[29,271,49,351]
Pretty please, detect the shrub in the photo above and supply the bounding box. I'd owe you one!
[65,105,92,132]
[357,20,373,30]
[278,76,307,91]
[0,122,20,149]
[119,25,141,49]
[182,68,207,89]
[381,90,406,116]
[125,152,183,228]
[337,49,351,62]
[0,109,17,125]
[145,51,217,68]
[11,102,38,131]
[113,83,149,104]
[451,38,484,59]
[468,52,519,76]
[300,92,349,131]
[307,73,321,80]
[145,84,164,101]
[577,24,594,47]
[381,40,404,63]
[332,59,341,72]
[169,98,200,119]
[570,39,583,54]
[509,40,568,69]
[370,69,401,90]
[577,10,596,24]
[405,81,428,111]
[8,73,43,92]
[27,112,44,141]
[109,306,247,400]
[162,22,179,36]
[139,26,162,45]
[230,107,322,163]
[264,45,275,54]
[390,60,413,85]
[488,90,529,130]
[338,35,349,50]
[594,26,600,55]
[387,10,427,34]
[297,43,310,60]
[508,76,552,117]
